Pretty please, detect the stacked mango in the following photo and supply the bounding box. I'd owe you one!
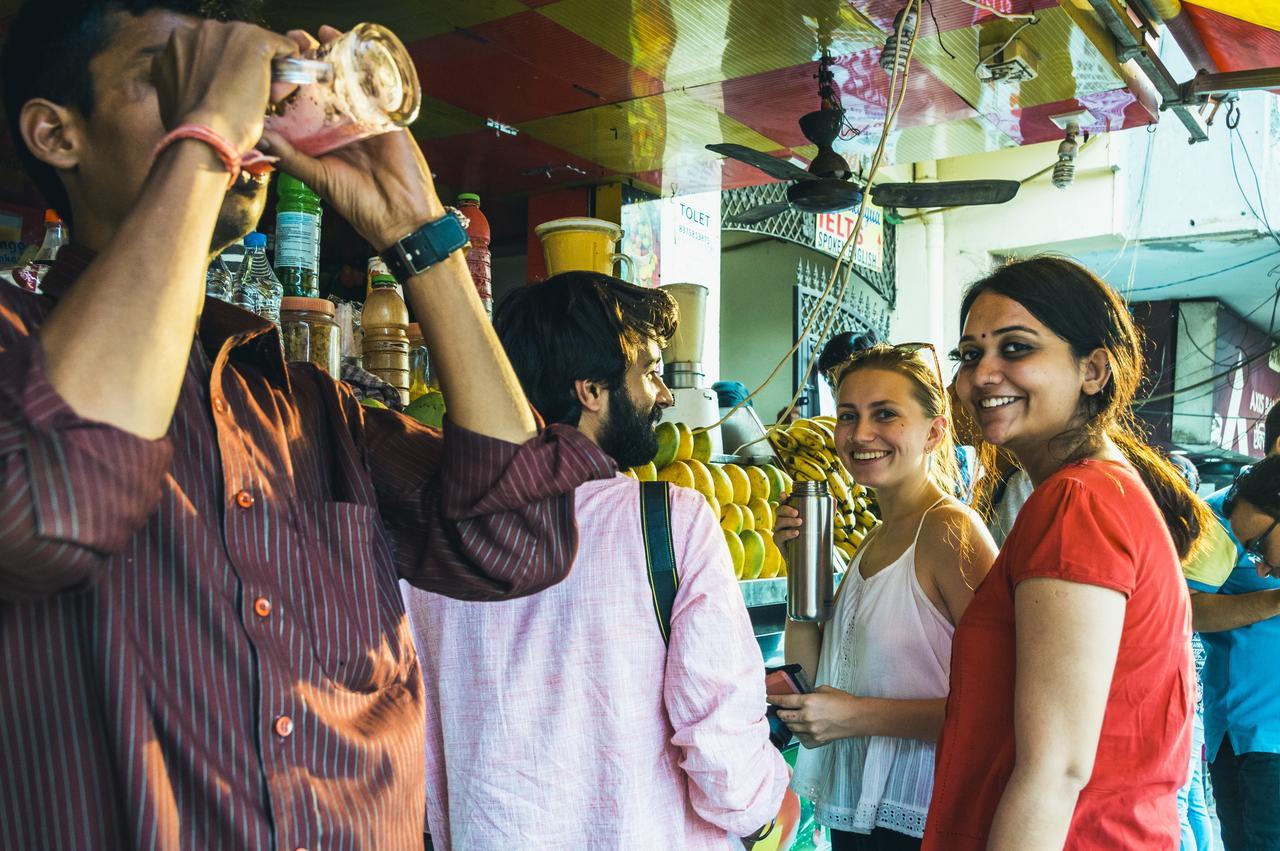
[622,422,791,581]
[767,416,880,562]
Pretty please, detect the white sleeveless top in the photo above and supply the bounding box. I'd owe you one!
[790,501,955,837]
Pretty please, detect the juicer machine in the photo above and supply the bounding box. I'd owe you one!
[659,283,724,456]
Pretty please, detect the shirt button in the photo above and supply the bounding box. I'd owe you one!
[274,715,293,738]
[213,397,226,415]
[235,490,254,509]
[253,597,272,618]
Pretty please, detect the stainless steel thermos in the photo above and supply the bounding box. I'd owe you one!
[785,480,834,622]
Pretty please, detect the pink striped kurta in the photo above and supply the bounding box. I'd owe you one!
[405,477,789,850]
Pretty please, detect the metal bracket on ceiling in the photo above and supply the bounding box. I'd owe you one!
[1087,0,1280,142]
[1084,0,1209,143]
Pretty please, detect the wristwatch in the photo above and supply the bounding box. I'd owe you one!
[380,213,470,283]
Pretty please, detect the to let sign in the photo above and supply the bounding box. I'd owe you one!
[813,204,883,272]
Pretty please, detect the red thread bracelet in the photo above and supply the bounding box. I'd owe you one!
[151,124,242,188]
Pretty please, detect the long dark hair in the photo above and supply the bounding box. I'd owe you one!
[960,256,1209,560]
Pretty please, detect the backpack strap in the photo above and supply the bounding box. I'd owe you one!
[640,480,680,645]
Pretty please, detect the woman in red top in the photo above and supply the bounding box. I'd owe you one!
[922,257,1209,851]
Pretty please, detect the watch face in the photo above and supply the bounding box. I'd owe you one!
[385,216,469,280]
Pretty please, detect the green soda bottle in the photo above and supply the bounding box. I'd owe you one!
[275,174,322,298]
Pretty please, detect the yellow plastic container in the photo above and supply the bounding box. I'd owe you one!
[534,217,635,281]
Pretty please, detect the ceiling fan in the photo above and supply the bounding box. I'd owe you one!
[708,54,1020,225]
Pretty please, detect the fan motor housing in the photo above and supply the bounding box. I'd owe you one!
[787,179,862,214]
[798,109,844,147]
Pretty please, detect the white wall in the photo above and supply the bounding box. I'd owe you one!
[890,34,1280,355]
[892,130,1124,355]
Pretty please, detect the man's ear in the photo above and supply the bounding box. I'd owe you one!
[19,98,82,172]
[573,379,608,416]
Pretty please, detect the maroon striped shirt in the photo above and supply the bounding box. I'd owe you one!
[0,245,613,850]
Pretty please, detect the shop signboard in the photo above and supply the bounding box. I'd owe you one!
[623,191,723,379]
[811,203,883,272]
[1209,304,1280,458]
[659,191,720,289]
[660,191,721,382]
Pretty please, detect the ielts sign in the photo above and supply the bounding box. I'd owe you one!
[812,204,883,272]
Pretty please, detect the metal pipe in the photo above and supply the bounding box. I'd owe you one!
[1084,0,1210,142]
[1185,67,1280,98]
[1146,0,1181,20]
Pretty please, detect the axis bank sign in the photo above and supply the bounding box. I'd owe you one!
[1209,306,1280,458]
[812,204,883,272]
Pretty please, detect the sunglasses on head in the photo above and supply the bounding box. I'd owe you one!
[826,341,944,388]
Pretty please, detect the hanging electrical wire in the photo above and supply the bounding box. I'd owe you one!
[974,16,1038,82]
[1127,250,1280,294]
[1133,101,1280,408]
[1135,282,1280,407]
[704,0,924,437]
[923,0,957,60]
[958,0,1037,21]
[1227,108,1280,252]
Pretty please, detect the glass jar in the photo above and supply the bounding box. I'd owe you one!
[268,23,421,157]
[407,321,431,401]
[281,297,341,377]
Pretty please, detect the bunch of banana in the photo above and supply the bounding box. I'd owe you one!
[767,415,880,563]
[622,423,790,582]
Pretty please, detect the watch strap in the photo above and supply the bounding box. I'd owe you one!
[381,214,470,282]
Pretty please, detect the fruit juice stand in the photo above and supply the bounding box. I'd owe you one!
[5,2,1276,848]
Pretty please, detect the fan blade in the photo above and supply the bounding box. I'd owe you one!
[870,179,1020,208]
[725,202,791,226]
[706,144,817,183]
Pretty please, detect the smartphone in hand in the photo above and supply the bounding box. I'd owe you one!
[764,664,813,750]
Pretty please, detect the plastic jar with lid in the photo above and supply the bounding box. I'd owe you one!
[281,296,341,377]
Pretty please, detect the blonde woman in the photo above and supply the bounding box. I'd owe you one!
[771,344,997,851]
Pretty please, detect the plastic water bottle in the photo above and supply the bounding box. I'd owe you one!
[361,271,411,405]
[275,174,322,298]
[14,209,67,293]
[205,255,234,303]
[234,232,282,323]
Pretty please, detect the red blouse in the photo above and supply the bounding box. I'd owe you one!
[924,460,1192,850]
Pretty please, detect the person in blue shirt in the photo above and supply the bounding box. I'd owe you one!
[1196,406,1280,851]
[1169,453,1229,851]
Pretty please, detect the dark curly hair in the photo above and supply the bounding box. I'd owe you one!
[493,271,678,427]
[1225,455,1280,519]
